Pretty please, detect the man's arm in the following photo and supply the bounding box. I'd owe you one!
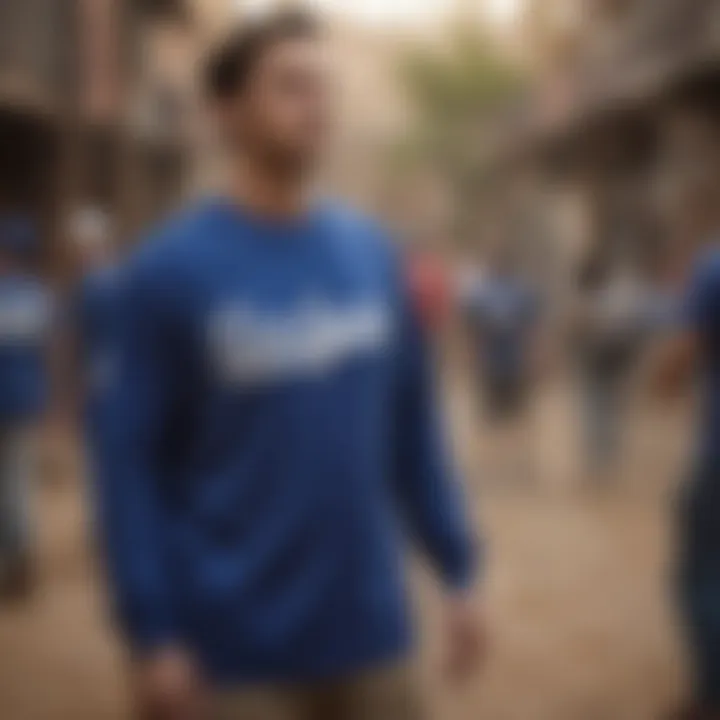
[392,272,478,589]
[93,254,181,653]
[391,256,485,680]
[94,253,205,719]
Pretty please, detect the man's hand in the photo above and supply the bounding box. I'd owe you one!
[442,592,488,684]
[133,646,206,720]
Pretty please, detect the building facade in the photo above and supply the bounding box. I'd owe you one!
[495,0,720,279]
[0,0,197,278]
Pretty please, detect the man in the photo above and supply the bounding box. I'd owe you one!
[96,11,483,720]
[0,214,52,598]
[653,97,720,720]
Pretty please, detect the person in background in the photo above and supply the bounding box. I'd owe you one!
[654,98,720,720]
[572,245,650,484]
[96,10,484,720]
[68,207,120,422]
[406,236,453,338]
[463,244,540,424]
[0,214,52,599]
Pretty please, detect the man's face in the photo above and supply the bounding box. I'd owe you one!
[221,37,332,177]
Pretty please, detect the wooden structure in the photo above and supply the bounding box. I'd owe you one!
[494,0,720,274]
[0,0,194,277]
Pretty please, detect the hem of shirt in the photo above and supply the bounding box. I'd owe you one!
[205,633,414,688]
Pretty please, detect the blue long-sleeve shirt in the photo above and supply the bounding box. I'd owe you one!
[96,200,477,683]
[684,247,720,463]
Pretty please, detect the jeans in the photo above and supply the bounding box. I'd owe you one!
[678,464,720,707]
[0,426,35,576]
[580,370,622,473]
[212,662,424,720]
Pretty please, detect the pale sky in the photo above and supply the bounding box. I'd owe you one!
[236,0,524,28]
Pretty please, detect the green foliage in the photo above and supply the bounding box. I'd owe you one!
[394,24,526,244]
[401,27,524,126]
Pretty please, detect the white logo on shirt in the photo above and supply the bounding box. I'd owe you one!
[208,298,391,385]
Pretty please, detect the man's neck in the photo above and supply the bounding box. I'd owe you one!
[229,162,309,220]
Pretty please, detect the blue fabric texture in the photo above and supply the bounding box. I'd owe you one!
[94,200,478,683]
[0,274,51,422]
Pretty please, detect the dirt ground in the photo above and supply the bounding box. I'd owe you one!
[0,380,694,719]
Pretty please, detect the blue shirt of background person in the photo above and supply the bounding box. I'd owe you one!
[465,273,539,383]
[94,199,479,683]
[684,247,720,462]
[0,215,52,424]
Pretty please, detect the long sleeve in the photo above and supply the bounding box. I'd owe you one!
[92,254,182,654]
[684,253,720,335]
[391,262,480,590]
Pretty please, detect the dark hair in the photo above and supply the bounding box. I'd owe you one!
[204,8,322,101]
